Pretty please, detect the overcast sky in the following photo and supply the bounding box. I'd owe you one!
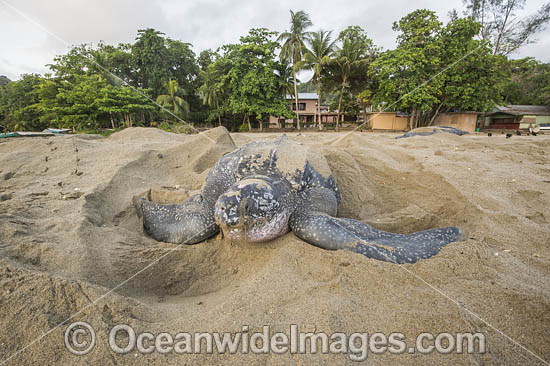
[1,0,549,80]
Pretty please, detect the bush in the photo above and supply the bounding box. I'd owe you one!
[172,123,196,134]
[158,121,172,132]
[158,121,196,134]
[238,123,249,132]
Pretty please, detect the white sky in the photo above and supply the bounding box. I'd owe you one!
[1,0,549,80]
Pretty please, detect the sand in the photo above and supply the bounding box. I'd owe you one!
[0,127,549,365]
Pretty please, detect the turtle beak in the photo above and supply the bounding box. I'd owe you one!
[214,194,248,241]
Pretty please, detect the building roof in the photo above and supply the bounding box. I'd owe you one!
[285,93,319,100]
[487,105,550,116]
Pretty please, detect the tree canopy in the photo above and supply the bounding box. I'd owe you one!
[455,0,550,55]
[370,10,503,128]
[1,6,548,133]
[214,28,294,130]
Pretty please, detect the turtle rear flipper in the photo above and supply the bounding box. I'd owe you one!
[290,188,465,264]
[141,194,218,244]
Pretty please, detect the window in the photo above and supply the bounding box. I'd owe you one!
[292,103,306,111]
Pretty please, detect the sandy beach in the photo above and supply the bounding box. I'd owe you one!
[0,127,549,365]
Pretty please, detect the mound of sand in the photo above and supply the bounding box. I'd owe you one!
[0,127,549,365]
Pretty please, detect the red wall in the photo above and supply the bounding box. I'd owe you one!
[489,123,520,129]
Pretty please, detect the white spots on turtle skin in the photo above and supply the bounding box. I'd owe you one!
[142,135,463,264]
[291,187,463,263]
[245,210,291,241]
[142,196,218,244]
[214,174,295,242]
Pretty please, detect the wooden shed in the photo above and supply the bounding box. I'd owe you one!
[432,112,479,133]
[367,112,408,131]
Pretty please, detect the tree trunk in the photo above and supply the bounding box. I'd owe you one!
[317,80,322,131]
[408,109,415,130]
[336,79,346,132]
[246,114,251,131]
[110,112,115,129]
[361,101,367,129]
[216,101,222,126]
[428,101,444,126]
[493,2,512,55]
[480,0,486,40]
[293,68,300,130]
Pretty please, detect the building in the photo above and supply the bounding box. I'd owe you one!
[269,93,338,128]
[484,105,550,130]
[366,112,408,131]
[432,112,479,133]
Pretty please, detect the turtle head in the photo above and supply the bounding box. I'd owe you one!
[214,176,292,242]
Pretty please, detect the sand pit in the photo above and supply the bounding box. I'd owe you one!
[0,127,549,365]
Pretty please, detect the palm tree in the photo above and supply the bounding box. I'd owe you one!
[156,79,189,121]
[199,69,223,126]
[274,62,298,128]
[296,30,336,130]
[278,10,313,130]
[330,38,370,131]
[276,62,297,98]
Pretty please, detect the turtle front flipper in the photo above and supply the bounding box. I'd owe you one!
[290,188,465,264]
[140,194,219,244]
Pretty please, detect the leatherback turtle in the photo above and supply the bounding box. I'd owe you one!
[141,134,464,263]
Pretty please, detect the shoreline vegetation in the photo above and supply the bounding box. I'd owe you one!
[1,4,549,135]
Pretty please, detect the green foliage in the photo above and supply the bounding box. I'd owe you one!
[172,123,196,134]
[0,28,206,132]
[165,39,199,94]
[0,72,156,132]
[437,17,503,112]
[278,10,313,129]
[0,74,43,131]
[0,12,545,134]
[296,30,336,128]
[199,55,227,124]
[158,121,172,132]
[52,75,155,130]
[156,79,189,121]
[323,26,379,127]
[501,58,550,106]
[278,10,313,66]
[158,121,196,134]
[238,123,249,132]
[275,62,297,98]
[370,10,503,127]
[132,29,171,97]
[458,0,550,55]
[0,76,10,87]
[198,49,217,71]
[371,10,443,116]
[208,28,294,128]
